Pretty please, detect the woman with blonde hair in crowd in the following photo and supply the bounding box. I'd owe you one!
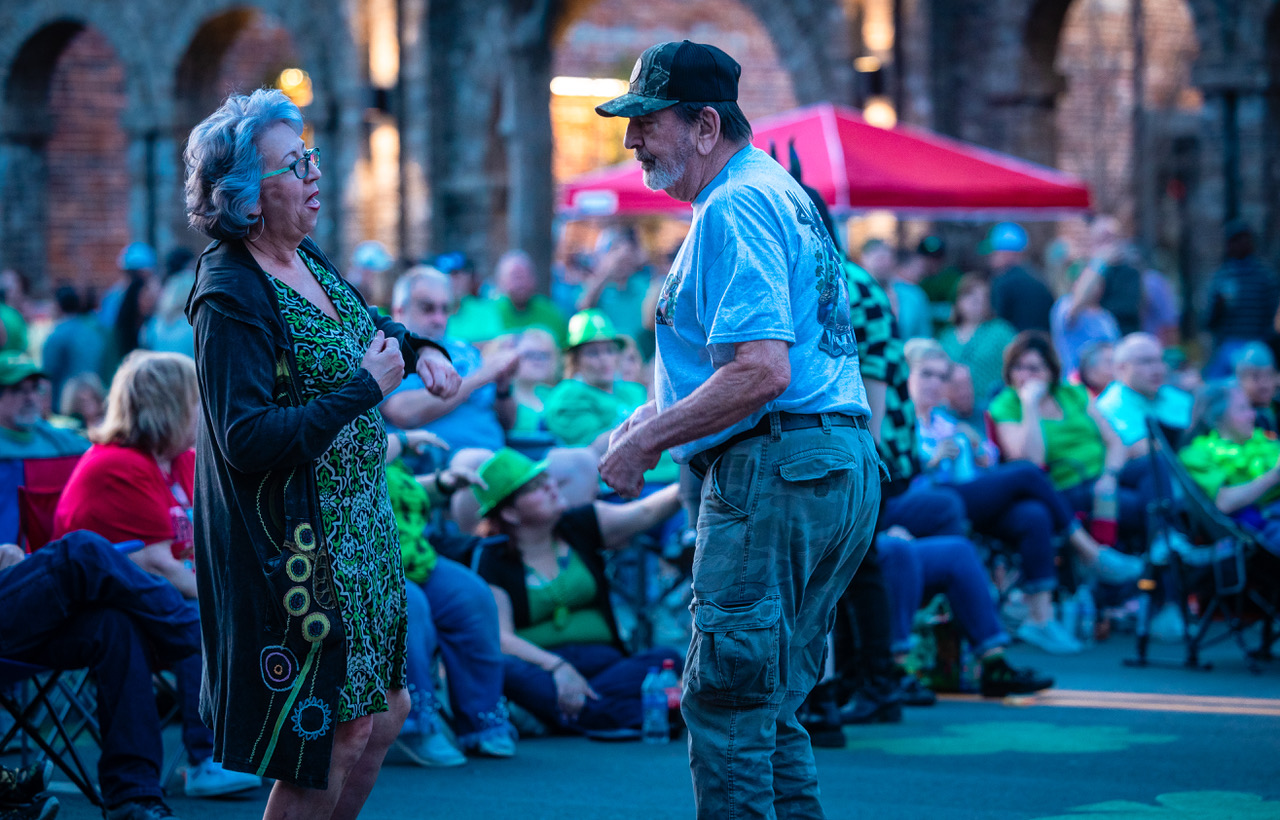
[54,351,264,813]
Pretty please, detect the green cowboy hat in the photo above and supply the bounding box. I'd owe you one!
[472,448,549,517]
[566,309,626,351]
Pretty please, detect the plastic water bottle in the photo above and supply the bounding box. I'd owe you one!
[1076,586,1097,646]
[658,659,682,737]
[641,667,669,744]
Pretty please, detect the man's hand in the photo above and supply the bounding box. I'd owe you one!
[415,346,461,399]
[609,402,657,450]
[480,348,521,386]
[599,421,660,499]
[0,543,24,571]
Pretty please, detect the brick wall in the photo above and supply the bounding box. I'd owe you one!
[1055,0,1199,236]
[44,27,129,296]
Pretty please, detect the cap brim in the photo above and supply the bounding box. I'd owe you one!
[595,93,679,118]
[1,365,46,386]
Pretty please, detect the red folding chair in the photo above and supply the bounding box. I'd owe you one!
[17,454,81,552]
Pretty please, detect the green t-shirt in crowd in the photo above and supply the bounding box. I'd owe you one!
[938,319,1017,405]
[517,550,615,648]
[988,382,1105,490]
[386,459,438,584]
[447,295,504,345]
[542,378,678,483]
[495,294,568,348]
[0,303,27,353]
[1179,429,1280,507]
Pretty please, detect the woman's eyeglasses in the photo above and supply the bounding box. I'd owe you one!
[262,147,320,180]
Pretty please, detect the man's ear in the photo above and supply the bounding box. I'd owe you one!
[695,106,722,156]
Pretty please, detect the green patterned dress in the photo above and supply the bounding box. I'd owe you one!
[269,250,407,721]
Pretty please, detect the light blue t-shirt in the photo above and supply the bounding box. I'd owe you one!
[385,337,505,464]
[1095,381,1193,446]
[653,146,870,463]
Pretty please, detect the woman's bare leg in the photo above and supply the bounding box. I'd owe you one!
[330,688,410,820]
[262,716,373,820]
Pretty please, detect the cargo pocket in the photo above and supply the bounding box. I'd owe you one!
[689,594,782,706]
[778,450,857,484]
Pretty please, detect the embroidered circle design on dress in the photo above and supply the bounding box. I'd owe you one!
[284,586,311,617]
[259,645,298,692]
[291,696,331,741]
[293,523,316,553]
[285,554,312,582]
[301,611,331,643]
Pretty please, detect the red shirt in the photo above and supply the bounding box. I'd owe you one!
[54,444,195,549]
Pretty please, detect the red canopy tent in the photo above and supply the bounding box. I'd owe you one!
[558,102,1091,219]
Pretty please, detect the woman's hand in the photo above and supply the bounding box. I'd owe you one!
[928,437,961,469]
[552,661,599,721]
[405,429,449,455]
[415,346,462,399]
[1017,379,1048,408]
[0,544,25,571]
[363,331,405,397]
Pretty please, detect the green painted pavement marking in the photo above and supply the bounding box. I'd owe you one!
[1034,791,1280,819]
[844,721,1176,756]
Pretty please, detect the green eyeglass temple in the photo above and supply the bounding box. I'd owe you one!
[262,147,320,180]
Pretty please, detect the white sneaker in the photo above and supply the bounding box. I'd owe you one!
[1016,619,1084,654]
[185,758,262,797]
[1095,547,1144,585]
[1149,602,1186,644]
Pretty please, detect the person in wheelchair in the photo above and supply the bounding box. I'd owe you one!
[472,449,683,737]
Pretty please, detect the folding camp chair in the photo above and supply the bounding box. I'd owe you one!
[1127,418,1280,672]
[17,454,82,551]
[0,659,102,807]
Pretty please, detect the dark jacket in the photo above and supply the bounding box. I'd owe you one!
[473,505,627,654]
[185,236,446,789]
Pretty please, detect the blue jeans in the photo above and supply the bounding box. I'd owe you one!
[876,535,1010,656]
[947,461,1069,593]
[1061,457,1156,546]
[174,600,215,765]
[0,531,200,807]
[503,644,682,733]
[404,557,511,744]
[684,423,882,820]
[882,484,967,537]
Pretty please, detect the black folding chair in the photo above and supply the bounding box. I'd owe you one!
[1128,418,1280,672]
[0,659,102,807]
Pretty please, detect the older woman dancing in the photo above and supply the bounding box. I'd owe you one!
[183,89,459,820]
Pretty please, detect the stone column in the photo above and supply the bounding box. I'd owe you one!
[123,106,178,255]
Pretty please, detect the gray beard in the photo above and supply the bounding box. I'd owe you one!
[642,154,688,192]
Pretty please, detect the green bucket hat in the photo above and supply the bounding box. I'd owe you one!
[567,309,625,351]
[473,448,549,517]
[0,352,45,388]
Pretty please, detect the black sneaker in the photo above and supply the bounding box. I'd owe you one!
[0,761,52,806]
[979,656,1054,698]
[797,681,846,748]
[105,798,177,820]
[0,794,60,820]
[897,673,938,707]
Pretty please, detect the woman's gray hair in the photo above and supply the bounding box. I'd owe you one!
[184,89,304,240]
[1190,379,1238,437]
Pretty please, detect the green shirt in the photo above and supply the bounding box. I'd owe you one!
[843,261,917,483]
[494,294,568,348]
[0,303,27,353]
[542,378,678,483]
[517,550,615,648]
[1179,429,1280,506]
[988,383,1105,490]
[447,295,504,345]
[387,459,438,584]
[938,319,1017,404]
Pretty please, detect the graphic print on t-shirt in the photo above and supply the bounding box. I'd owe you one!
[789,190,857,358]
[654,269,682,327]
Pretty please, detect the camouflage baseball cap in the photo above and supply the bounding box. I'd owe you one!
[596,40,741,118]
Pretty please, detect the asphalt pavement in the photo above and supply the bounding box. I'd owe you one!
[24,630,1280,820]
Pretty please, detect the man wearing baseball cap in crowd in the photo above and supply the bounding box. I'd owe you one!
[594,40,883,819]
[984,221,1054,334]
[0,352,89,544]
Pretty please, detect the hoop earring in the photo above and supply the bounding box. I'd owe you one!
[247,215,266,242]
